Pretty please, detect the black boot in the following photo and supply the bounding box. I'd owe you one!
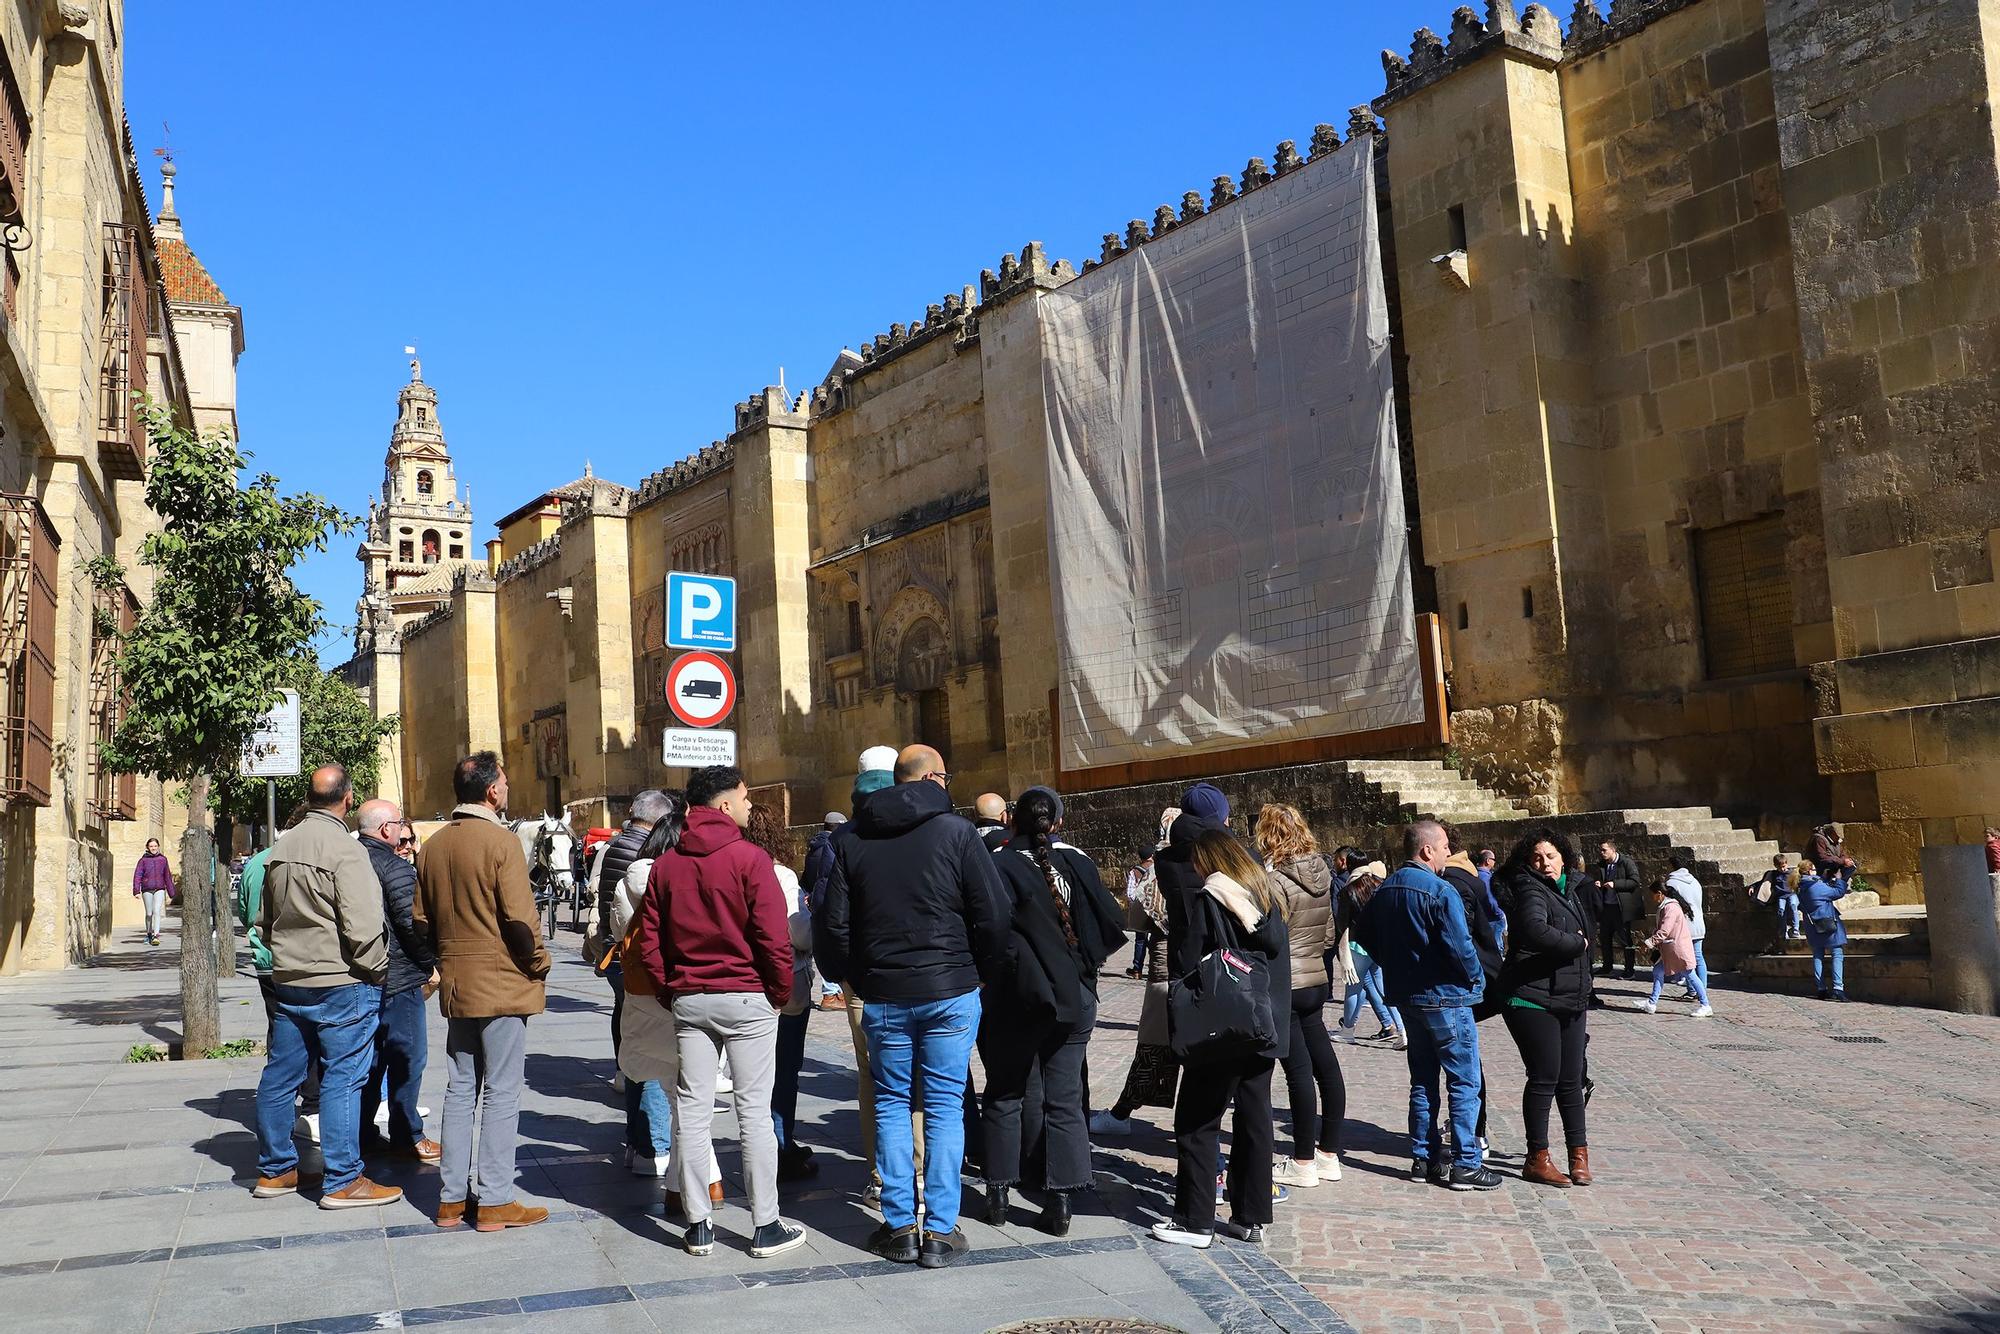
[982,1183,1010,1226]
[1038,1189,1072,1237]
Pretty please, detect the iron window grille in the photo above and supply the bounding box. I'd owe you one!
[0,494,58,806]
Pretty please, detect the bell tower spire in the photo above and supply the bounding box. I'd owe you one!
[354,354,478,642]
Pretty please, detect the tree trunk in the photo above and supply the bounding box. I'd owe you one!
[179,772,221,1055]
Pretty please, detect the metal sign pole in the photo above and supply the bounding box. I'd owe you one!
[266,779,277,848]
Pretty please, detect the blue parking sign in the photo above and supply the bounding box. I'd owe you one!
[665,572,737,651]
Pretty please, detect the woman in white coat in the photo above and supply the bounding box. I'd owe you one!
[614,808,723,1208]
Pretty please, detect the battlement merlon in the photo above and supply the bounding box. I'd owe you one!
[1376,3,1564,110]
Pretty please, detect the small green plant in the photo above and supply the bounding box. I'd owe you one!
[202,1038,258,1060]
[84,553,127,590]
[125,1042,167,1062]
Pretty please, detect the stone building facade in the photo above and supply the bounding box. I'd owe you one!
[0,1,219,973]
[358,0,2000,903]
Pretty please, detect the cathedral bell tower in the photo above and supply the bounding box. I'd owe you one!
[354,356,478,648]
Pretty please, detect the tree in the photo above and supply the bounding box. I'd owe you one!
[102,403,354,1053]
[216,658,398,836]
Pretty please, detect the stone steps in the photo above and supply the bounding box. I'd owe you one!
[1736,949,1933,1006]
[1330,759,1529,823]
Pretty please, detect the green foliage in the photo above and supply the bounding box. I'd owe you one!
[84,553,127,591]
[202,1038,258,1059]
[124,1042,167,1062]
[102,402,356,784]
[216,658,399,824]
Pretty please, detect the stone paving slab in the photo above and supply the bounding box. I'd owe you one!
[7,915,1998,1331]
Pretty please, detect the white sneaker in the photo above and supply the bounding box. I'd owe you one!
[1334,1022,1358,1045]
[1272,1158,1319,1188]
[373,1104,391,1129]
[1089,1110,1133,1136]
[1313,1150,1343,1181]
[1630,998,1656,1014]
[627,1148,669,1177]
[1692,1004,1714,1018]
[297,1112,322,1144]
[1149,1219,1214,1249]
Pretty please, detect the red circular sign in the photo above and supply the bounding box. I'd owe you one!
[665,651,736,728]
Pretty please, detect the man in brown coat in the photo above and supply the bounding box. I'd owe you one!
[414,750,551,1231]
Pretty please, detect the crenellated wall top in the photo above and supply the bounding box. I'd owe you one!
[634,440,733,509]
[1376,0,1714,107]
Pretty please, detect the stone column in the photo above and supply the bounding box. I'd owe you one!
[730,389,816,796]
[1920,844,2000,1016]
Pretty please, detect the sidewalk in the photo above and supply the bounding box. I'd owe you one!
[7,914,2000,1332]
[0,920,1332,1334]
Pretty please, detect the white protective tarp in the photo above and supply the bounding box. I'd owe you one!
[1035,137,1421,772]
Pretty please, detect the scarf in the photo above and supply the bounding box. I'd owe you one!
[1202,871,1264,932]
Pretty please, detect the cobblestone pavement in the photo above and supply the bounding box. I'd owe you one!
[1087,967,2000,1333]
[3,915,1997,1332]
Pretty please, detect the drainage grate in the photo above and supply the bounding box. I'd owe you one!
[1829,1035,1887,1044]
[1709,1043,1777,1051]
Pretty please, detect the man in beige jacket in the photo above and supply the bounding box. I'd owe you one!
[415,750,551,1231]
[252,765,402,1209]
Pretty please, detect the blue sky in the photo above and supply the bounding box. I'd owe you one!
[124,2,1437,660]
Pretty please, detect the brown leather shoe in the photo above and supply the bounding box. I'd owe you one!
[816,995,845,1012]
[436,1197,473,1228]
[253,1170,299,1198]
[1521,1148,1571,1188]
[709,1180,725,1204]
[403,1137,443,1163]
[1567,1146,1593,1186]
[321,1176,405,1209]
[472,1200,550,1232]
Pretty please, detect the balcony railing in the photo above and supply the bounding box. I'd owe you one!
[1,494,57,807]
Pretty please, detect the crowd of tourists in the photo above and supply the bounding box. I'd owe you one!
[234,744,1859,1263]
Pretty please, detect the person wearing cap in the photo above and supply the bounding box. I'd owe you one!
[802,811,850,1012]
[816,744,1011,1269]
[978,786,1124,1235]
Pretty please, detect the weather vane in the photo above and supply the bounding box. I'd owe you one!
[153,121,173,164]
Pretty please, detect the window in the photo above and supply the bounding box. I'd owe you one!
[0,494,57,806]
[448,545,463,560]
[88,584,137,822]
[398,539,413,563]
[97,223,149,478]
[1521,586,1534,619]
[0,51,29,321]
[845,600,862,655]
[416,406,428,423]
[416,470,434,496]
[1456,601,1468,630]
[421,529,440,564]
[1447,204,1468,251]
[1693,514,1793,679]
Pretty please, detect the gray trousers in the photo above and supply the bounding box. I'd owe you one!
[671,992,779,1227]
[440,1014,528,1207]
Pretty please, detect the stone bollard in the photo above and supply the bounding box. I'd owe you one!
[1921,844,2000,1016]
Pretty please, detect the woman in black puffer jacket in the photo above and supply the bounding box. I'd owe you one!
[1492,828,1595,1190]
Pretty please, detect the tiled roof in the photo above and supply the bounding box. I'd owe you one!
[393,559,476,598]
[157,236,228,306]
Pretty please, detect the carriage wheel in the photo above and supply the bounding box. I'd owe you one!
[542,877,557,941]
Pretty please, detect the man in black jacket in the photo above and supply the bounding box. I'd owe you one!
[816,744,1009,1270]
[1590,841,1641,979]
[357,799,439,1161]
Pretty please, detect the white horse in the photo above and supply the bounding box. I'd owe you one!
[511,813,578,932]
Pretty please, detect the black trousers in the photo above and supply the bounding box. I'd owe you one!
[1596,899,1634,973]
[1501,1006,1588,1153]
[1173,1051,1275,1233]
[981,990,1096,1192]
[1278,985,1345,1159]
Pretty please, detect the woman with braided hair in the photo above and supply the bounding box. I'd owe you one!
[979,786,1126,1235]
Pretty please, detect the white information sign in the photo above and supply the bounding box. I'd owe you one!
[240,689,303,778]
[663,728,737,768]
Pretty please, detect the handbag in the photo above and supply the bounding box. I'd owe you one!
[1167,895,1278,1062]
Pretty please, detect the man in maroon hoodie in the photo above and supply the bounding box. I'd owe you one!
[638,764,803,1261]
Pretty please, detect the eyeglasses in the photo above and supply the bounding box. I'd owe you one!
[926,771,952,788]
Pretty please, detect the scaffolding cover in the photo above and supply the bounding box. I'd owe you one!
[1035,139,1420,772]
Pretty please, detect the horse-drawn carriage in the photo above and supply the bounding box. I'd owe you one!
[512,814,586,939]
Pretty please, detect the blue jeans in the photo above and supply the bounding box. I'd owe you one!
[1130,932,1149,971]
[1402,1004,1481,1172]
[1692,939,1709,992]
[1648,960,1710,1006]
[257,981,382,1191]
[1777,892,1800,936]
[771,1007,810,1152]
[361,985,428,1147]
[627,1073,673,1157]
[861,989,981,1233]
[1342,945,1400,1032]
[1812,943,1845,994]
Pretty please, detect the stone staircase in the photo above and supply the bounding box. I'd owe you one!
[1330,759,1530,824]
[1737,905,1932,1005]
[1613,806,1784,884]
